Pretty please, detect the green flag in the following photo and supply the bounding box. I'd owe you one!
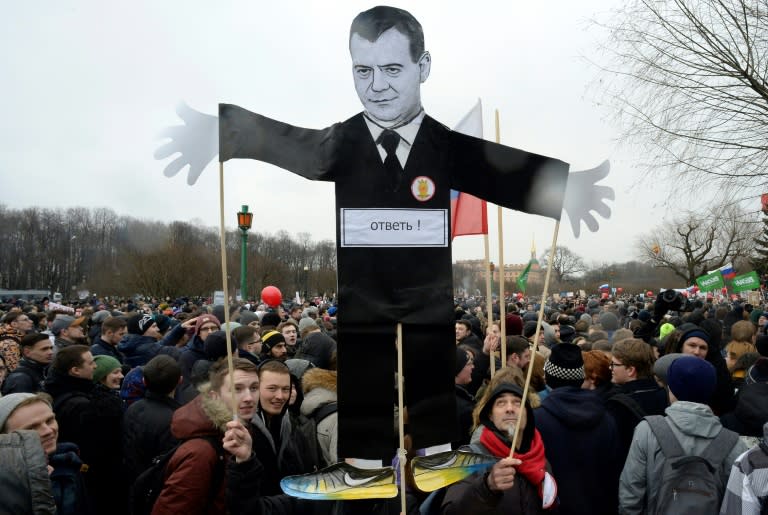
[516,260,533,293]
[732,271,760,293]
[696,271,724,292]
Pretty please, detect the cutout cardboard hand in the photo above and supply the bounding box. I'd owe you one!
[155,102,218,185]
[562,160,614,238]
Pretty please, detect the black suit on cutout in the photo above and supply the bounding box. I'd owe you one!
[220,105,568,458]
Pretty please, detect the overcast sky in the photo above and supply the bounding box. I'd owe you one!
[2,1,706,270]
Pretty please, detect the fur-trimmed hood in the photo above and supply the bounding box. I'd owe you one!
[301,367,337,394]
[170,390,231,440]
[300,368,337,419]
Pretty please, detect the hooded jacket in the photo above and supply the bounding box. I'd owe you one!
[300,368,338,465]
[250,402,307,496]
[1,356,47,395]
[44,371,125,515]
[619,401,748,514]
[123,391,181,483]
[0,430,57,515]
[535,385,622,515]
[117,323,184,368]
[152,394,229,515]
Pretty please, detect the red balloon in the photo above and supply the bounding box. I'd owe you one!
[601,292,609,299]
[261,286,283,307]
[646,291,654,297]
[617,287,624,293]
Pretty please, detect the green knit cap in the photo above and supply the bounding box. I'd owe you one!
[93,355,122,383]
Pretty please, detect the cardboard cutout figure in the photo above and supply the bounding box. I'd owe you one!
[157,6,613,461]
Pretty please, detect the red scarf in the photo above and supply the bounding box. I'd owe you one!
[479,425,547,498]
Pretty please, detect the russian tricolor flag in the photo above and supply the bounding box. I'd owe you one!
[708,263,736,279]
[720,263,736,279]
[450,100,488,240]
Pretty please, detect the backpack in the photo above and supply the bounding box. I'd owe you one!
[292,402,338,471]
[49,443,91,515]
[645,415,739,515]
[129,435,225,515]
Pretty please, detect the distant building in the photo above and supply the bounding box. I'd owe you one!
[454,242,542,293]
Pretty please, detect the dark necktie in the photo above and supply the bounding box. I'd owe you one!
[377,129,404,192]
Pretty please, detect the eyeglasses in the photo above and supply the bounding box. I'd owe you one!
[609,362,626,370]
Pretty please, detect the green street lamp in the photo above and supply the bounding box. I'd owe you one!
[237,205,253,301]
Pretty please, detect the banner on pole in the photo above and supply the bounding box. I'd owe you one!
[732,271,760,293]
[696,271,725,292]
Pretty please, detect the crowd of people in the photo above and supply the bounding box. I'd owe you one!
[1,292,768,514]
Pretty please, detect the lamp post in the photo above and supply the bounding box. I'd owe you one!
[237,205,253,301]
[303,265,309,301]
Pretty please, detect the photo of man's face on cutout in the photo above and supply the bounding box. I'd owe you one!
[349,17,430,126]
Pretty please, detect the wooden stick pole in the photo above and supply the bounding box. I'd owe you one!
[484,234,495,377]
[396,323,407,515]
[509,220,560,457]
[218,162,237,419]
[495,109,506,367]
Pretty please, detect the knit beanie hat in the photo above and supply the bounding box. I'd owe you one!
[523,320,539,338]
[505,313,523,336]
[0,392,36,431]
[455,347,471,376]
[127,314,155,336]
[652,353,683,386]
[298,317,318,335]
[261,330,286,352]
[559,325,576,343]
[659,323,676,341]
[745,357,768,385]
[599,312,619,332]
[204,330,237,360]
[756,335,768,357]
[193,314,221,336]
[667,355,716,403]
[680,327,711,346]
[154,314,171,333]
[239,310,259,326]
[750,309,764,326]
[544,343,585,389]
[93,355,122,383]
[638,310,652,323]
[260,311,282,329]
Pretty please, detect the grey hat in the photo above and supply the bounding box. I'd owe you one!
[298,317,318,334]
[91,310,111,324]
[239,310,259,326]
[50,315,76,336]
[652,353,683,386]
[0,393,36,431]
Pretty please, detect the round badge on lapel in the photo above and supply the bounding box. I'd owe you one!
[411,176,435,202]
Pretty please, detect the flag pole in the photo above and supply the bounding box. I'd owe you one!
[396,323,407,515]
[484,234,495,377]
[495,109,507,367]
[510,220,560,457]
[218,162,237,419]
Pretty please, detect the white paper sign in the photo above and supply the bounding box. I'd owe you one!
[340,208,448,247]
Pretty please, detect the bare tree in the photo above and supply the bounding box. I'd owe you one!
[540,246,587,283]
[593,0,768,193]
[636,203,755,284]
